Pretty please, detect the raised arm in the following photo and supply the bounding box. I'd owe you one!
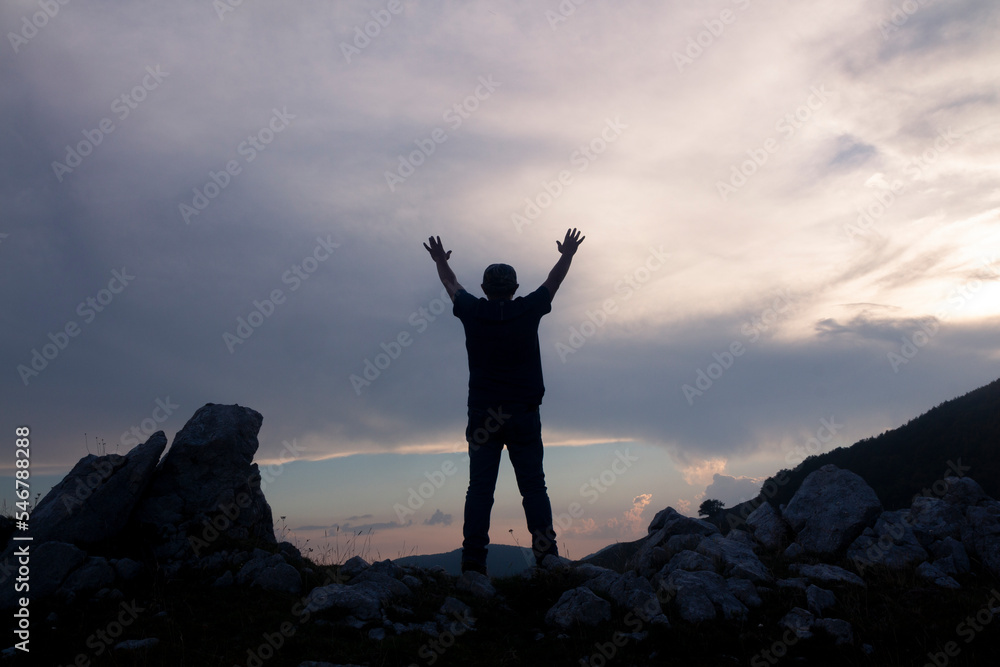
[423,236,464,300]
[541,228,585,299]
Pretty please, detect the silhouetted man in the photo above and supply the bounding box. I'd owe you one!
[423,228,585,575]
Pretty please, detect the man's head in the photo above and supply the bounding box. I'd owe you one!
[482,263,518,300]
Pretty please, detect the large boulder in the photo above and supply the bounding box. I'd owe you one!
[660,569,747,623]
[630,508,718,575]
[29,432,166,546]
[782,465,882,557]
[303,583,384,621]
[545,587,611,629]
[135,404,275,561]
[846,510,928,574]
[646,507,720,538]
[583,570,665,623]
[941,477,989,509]
[695,534,772,583]
[745,501,789,552]
[909,496,965,545]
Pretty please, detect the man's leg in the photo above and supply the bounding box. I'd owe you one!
[505,406,558,565]
[462,407,504,573]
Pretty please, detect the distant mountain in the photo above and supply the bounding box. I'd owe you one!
[396,543,535,576]
[753,376,1000,513]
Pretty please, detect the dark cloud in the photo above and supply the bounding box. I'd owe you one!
[424,509,453,526]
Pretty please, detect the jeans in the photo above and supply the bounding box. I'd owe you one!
[462,404,558,569]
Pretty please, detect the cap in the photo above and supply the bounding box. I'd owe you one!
[482,263,517,294]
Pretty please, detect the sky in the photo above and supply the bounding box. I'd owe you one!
[2,0,999,562]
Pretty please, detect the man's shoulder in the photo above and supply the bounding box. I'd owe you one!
[452,288,481,315]
[521,285,552,309]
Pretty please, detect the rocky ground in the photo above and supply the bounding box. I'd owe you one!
[3,403,999,666]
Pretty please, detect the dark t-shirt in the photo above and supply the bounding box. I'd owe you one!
[452,286,552,409]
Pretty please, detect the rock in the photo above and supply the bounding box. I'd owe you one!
[631,509,719,575]
[814,618,853,646]
[238,553,283,585]
[544,587,611,629]
[573,563,614,579]
[439,597,474,626]
[363,559,406,580]
[213,571,234,587]
[846,510,928,574]
[351,574,412,603]
[916,561,961,589]
[368,627,386,640]
[584,571,663,620]
[456,571,495,599]
[339,555,370,579]
[541,554,573,570]
[277,541,304,564]
[29,432,167,546]
[62,556,116,597]
[665,550,715,574]
[778,607,815,640]
[254,563,302,594]
[964,502,1000,578]
[783,542,805,560]
[662,570,747,623]
[941,476,988,508]
[745,501,789,551]
[726,578,762,609]
[665,533,706,557]
[1,541,87,607]
[909,496,965,544]
[647,507,707,534]
[136,404,275,561]
[726,529,755,546]
[113,558,144,582]
[789,563,865,588]
[930,537,971,574]
[696,534,772,583]
[805,585,837,617]
[782,465,882,557]
[114,638,159,652]
[776,578,809,591]
[646,507,720,541]
[303,583,383,621]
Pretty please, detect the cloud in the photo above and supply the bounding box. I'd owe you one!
[677,458,728,487]
[622,493,652,533]
[701,473,766,508]
[563,493,654,539]
[423,509,453,526]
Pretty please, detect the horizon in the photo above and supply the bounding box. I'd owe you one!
[3,1,1000,560]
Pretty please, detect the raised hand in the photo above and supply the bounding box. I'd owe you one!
[423,236,452,263]
[556,228,585,256]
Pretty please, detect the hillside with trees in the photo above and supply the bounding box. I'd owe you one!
[756,377,1000,512]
